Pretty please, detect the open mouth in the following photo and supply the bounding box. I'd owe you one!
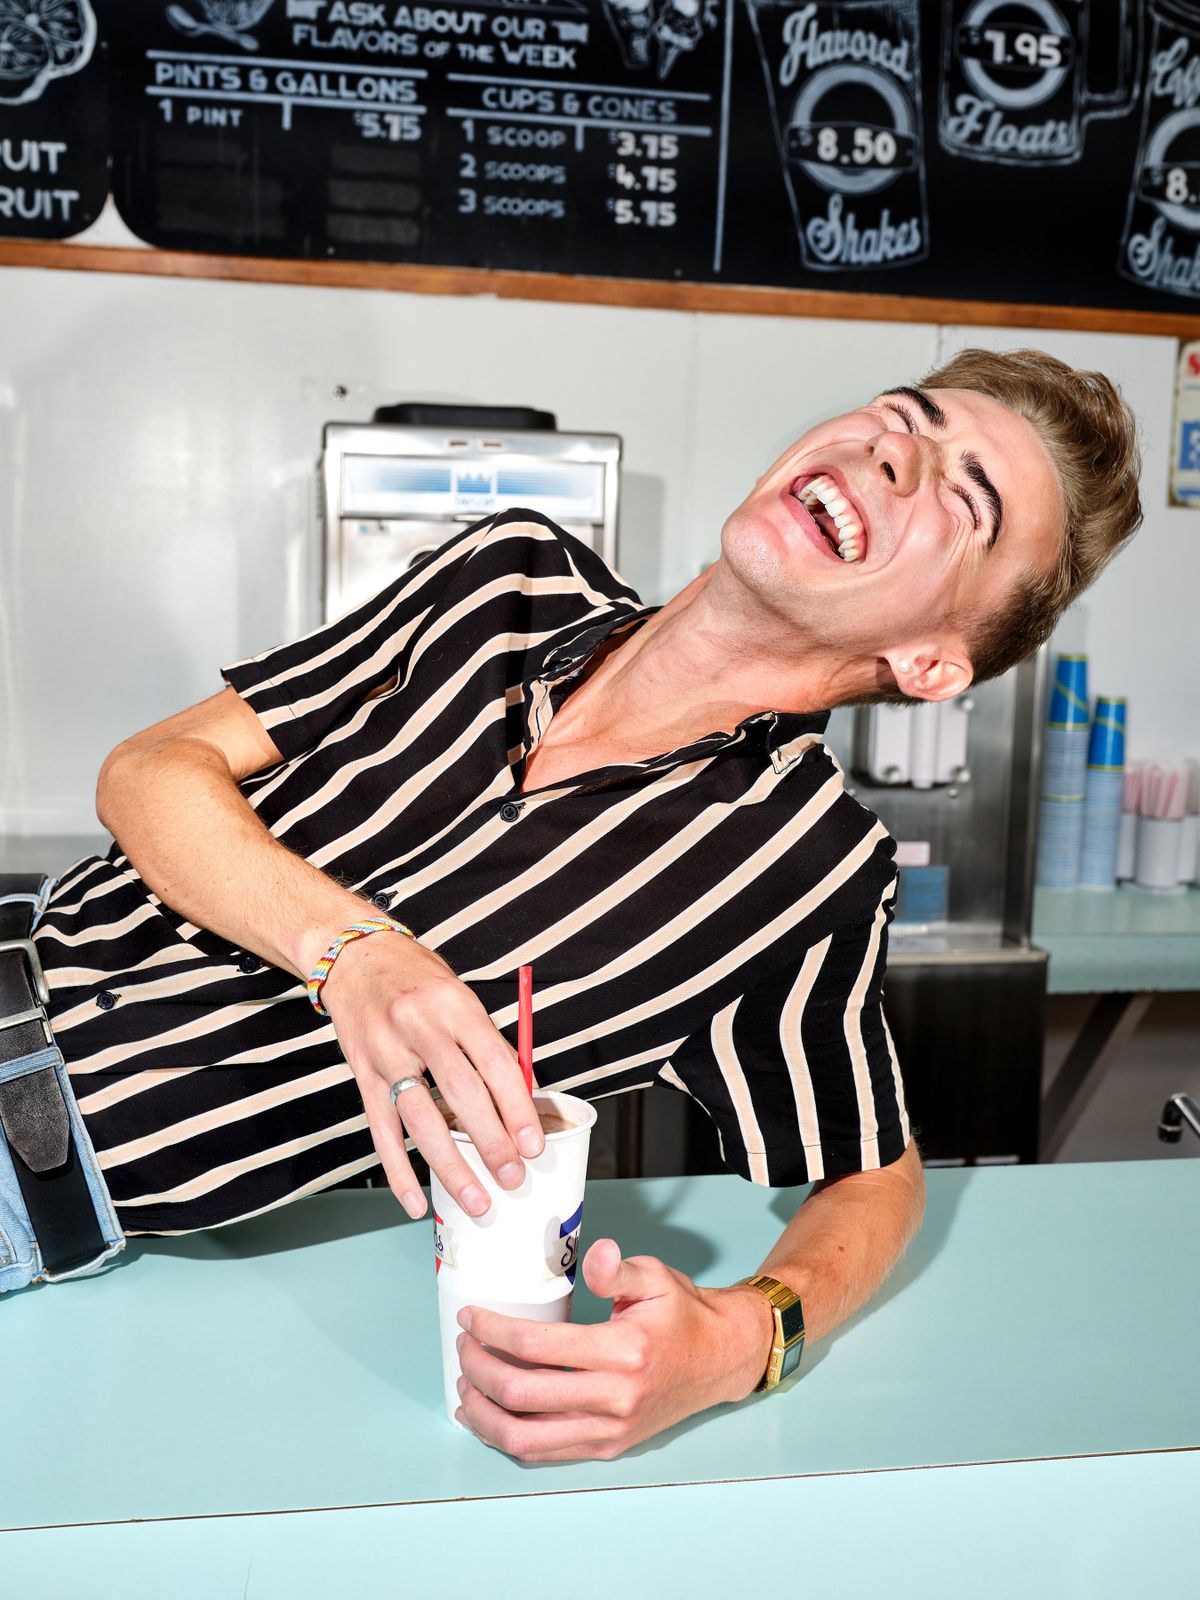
[792,473,867,563]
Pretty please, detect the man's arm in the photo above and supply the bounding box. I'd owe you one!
[95,687,544,1218]
[728,1135,926,1376]
[97,686,360,976]
[455,1139,925,1461]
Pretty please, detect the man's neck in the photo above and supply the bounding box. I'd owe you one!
[560,566,871,750]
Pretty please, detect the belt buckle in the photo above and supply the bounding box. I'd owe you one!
[0,938,50,1007]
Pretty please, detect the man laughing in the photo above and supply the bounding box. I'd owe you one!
[20,347,1141,1458]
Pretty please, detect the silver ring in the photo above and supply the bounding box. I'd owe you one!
[389,1075,426,1106]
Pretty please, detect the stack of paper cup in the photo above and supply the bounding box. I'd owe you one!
[429,1090,596,1427]
[1079,698,1126,889]
[1036,655,1089,889]
[1133,763,1187,893]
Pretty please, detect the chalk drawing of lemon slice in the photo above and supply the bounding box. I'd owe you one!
[0,22,49,80]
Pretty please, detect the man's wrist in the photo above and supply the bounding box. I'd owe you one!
[717,1281,777,1402]
[290,898,384,981]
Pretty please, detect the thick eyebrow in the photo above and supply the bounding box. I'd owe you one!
[881,386,1003,548]
[882,385,948,430]
[963,451,1004,548]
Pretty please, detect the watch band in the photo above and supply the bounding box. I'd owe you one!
[739,1273,806,1391]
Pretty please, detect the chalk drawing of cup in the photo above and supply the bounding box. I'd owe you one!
[1119,0,1200,298]
[939,0,1141,167]
[746,0,928,272]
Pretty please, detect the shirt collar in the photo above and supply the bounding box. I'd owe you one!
[538,606,653,684]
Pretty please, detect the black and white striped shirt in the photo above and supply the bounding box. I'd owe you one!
[36,512,909,1235]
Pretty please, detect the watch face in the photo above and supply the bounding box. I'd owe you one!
[780,1339,804,1382]
[780,1300,806,1344]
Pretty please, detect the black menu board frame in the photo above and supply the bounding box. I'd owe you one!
[4,233,1199,340]
[5,1,1200,336]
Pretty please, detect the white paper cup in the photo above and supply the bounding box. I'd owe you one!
[1116,810,1138,880]
[1133,816,1184,893]
[1179,813,1199,886]
[428,1090,596,1425]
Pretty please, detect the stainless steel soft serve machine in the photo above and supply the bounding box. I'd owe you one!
[320,404,620,621]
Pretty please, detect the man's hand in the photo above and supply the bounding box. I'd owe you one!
[454,1238,772,1462]
[320,933,543,1222]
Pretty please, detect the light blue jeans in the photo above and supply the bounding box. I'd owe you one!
[0,886,125,1294]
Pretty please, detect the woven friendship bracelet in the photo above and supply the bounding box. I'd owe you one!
[306,917,415,1015]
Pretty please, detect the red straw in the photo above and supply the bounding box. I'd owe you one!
[517,965,534,1093]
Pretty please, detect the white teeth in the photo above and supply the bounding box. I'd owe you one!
[795,475,867,561]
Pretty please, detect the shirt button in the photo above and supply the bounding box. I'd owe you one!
[96,991,117,1011]
[239,954,261,974]
[500,802,522,823]
[371,891,393,911]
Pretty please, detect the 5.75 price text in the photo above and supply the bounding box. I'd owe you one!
[609,197,677,227]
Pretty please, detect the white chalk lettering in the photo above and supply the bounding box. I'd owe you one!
[0,140,67,176]
[1150,37,1200,110]
[1126,214,1200,296]
[498,43,576,69]
[805,192,921,266]
[253,66,420,101]
[153,61,243,92]
[585,92,677,122]
[0,188,80,223]
[779,2,911,89]
[944,93,1072,158]
[291,23,419,53]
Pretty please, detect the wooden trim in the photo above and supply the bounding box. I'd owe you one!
[3,238,1200,337]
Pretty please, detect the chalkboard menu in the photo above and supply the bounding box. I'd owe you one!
[37,3,1200,312]
[0,2,107,239]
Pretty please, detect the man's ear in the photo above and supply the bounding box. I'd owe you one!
[883,647,974,703]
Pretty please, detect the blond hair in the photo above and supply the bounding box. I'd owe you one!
[920,346,1143,686]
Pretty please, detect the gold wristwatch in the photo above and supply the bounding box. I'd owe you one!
[739,1274,806,1391]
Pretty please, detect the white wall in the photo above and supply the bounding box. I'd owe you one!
[0,259,1192,834]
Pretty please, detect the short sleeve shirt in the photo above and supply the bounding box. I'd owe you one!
[36,512,910,1234]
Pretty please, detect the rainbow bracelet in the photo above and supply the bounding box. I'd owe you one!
[306,917,415,1016]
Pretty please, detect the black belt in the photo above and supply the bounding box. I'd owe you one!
[0,872,107,1276]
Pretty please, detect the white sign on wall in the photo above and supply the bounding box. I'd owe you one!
[1170,340,1200,506]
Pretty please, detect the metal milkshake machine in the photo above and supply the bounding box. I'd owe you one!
[825,656,1049,1167]
[319,404,620,621]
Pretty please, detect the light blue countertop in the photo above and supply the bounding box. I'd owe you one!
[2,1162,1198,1594]
[8,1452,1198,1600]
[1034,885,1200,993]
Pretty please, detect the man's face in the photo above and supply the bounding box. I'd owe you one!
[719,384,1063,695]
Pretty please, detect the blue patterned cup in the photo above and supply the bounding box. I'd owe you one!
[1048,655,1089,730]
[1087,697,1126,771]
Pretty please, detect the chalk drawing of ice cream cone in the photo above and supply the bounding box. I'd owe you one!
[166,0,274,52]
